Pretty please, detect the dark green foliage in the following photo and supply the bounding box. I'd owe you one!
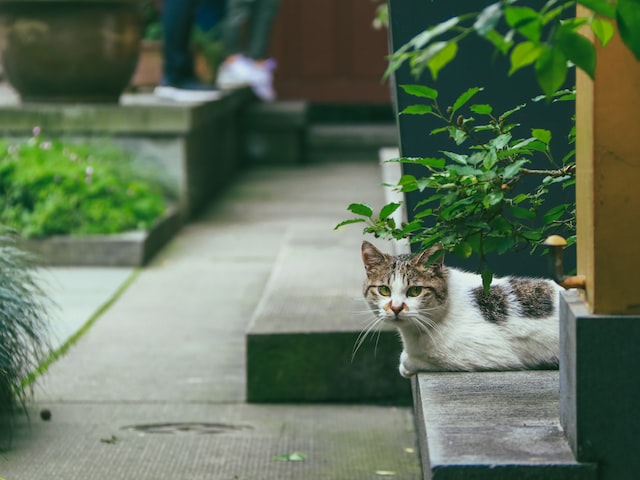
[0,130,169,238]
[338,87,576,274]
[0,231,51,447]
[385,0,638,98]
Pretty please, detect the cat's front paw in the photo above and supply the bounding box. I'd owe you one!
[399,361,415,378]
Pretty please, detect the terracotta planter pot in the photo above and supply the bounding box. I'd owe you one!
[130,39,163,88]
[0,0,143,103]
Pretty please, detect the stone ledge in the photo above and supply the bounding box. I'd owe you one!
[20,206,181,267]
[246,227,411,404]
[413,370,597,480]
[0,88,254,135]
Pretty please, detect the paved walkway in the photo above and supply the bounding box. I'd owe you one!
[1,161,421,479]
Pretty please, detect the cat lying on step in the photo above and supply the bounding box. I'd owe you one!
[361,241,561,377]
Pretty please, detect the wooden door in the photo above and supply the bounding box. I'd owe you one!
[268,0,391,104]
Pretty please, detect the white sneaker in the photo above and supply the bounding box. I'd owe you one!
[251,59,276,102]
[216,55,256,89]
[154,85,221,103]
[217,55,276,102]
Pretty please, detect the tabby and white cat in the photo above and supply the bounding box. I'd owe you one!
[361,241,561,377]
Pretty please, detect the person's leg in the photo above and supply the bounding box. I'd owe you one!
[195,0,226,33]
[246,0,279,60]
[222,0,254,56]
[162,0,200,85]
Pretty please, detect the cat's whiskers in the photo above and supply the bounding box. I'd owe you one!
[352,315,385,362]
[408,312,439,343]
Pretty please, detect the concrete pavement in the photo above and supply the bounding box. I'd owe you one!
[1,160,421,479]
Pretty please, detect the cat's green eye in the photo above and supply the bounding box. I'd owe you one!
[407,286,423,297]
[378,285,391,296]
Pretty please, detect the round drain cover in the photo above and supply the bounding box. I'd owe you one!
[121,422,251,435]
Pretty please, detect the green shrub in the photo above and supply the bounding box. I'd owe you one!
[0,231,51,447]
[0,129,169,238]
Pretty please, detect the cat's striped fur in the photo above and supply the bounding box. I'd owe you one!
[361,241,561,377]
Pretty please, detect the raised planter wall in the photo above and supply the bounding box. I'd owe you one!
[0,87,253,218]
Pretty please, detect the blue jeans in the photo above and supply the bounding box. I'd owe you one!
[223,0,279,59]
[162,0,226,85]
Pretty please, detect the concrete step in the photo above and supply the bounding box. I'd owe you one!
[413,370,598,479]
[307,123,398,162]
[246,225,411,405]
[239,100,398,164]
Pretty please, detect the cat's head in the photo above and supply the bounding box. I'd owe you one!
[361,241,448,326]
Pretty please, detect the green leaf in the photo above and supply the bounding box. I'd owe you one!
[503,159,529,179]
[474,3,503,36]
[509,41,542,75]
[504,6,542,43]
[482,269,494,292]
[428,41,458,80]
[400,84,438,99]
[411,41,448,74]
[485,29,513,55]
[576,0,616,18]
[470,104,493,115]
[617,0,640,60]
[485,30,513,55]
[449,127,468,145]
[410,16,460,49]
[543,204,569,224]
[507,205,536,220]
[489,235,517,254]
[453,241,473,259]
[334,218,366,230]
[591,18,615,47]
[499,103,526,121]
[483,148,498,170]
[401,104,433,115]
[556,26,596,79]
[489,133,512,150]
[451,87,483,114]
[347,203,373,217]
[403,157,446,169]
[483,191,504,208]
[531,128,551,145]
[535,46,568,98]
[380,202,401,220]
[442,151,468,165]
[274,451,307,462]
[398,175,420,192]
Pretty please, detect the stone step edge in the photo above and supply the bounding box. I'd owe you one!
[413,370,598,479]
[20,206,182,267]
[245,230,411,405]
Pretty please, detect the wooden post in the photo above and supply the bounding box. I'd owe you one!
[576,7,640,314]
[561,10,640,479]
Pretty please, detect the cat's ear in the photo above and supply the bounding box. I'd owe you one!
[413,245,444,270]
[361,241,388,273]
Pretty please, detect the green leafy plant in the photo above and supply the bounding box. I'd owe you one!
[386,0,640,97]
[0,230,52,447]
[339,0,638,284]
[337,86,576,287]
[0,128,170,238]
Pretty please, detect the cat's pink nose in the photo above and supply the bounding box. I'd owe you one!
[390,304,404,315]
